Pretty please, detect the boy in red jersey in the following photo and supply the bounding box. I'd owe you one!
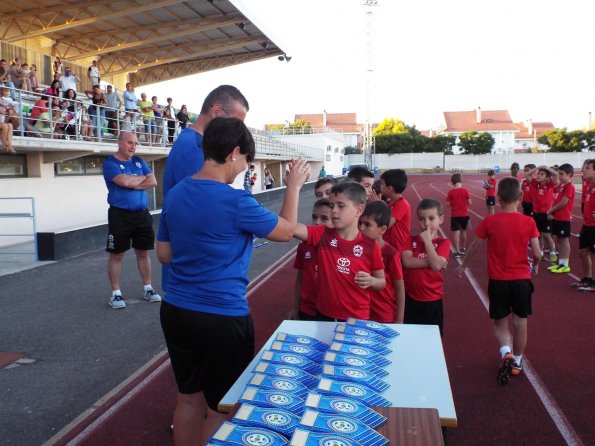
[580,159,590,214]
[510,162,520,179]
[458,177,541,385]
[359,201,405,323]
[293,182,385,321]
[401,199,450,337]
[575,160,595,291]
[290,198,333,321]
[314,177,335,199]
[380,169,411,253]
[347,166,375,201]
[446,173,472,258]
[529,165,559,264]
[546,163,575,274]
[484,169,497,215]
[521,164,536,216]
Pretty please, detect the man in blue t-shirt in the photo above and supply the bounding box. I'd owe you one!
[103,131,162,309]
[161,85,250,291]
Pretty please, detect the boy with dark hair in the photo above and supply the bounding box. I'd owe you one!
[457,177,541,385]
[580,159,590,214]
[529,165,559,263]
[575,160,595,291]
[347,166,375,200]
[293,182,386,321]
[290,199,333,321]
[380,169,411,253]
[314,177,335,199]
[359,201,405,323]
[547,163,575,273]
[446,173,472,258]
[521,164,536,216]
[402,198,450,336]
[484,170,497,215]
[510,162,520,179]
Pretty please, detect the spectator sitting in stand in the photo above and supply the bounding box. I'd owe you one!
[45,80,61,101]
[0,86,21,131]
[64,89,78,111]
[59,67,80,97]
[0,59,16,100]
[20,63,33,92]
[34,104,63,137]
[80,105,94,141]
[25,94,49,134]
[0,117,15,154]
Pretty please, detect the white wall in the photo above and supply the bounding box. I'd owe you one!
[274,133,345,177]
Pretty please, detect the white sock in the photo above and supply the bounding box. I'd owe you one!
[143,284,153,292]
[513,354,522,365]
[560,258,569,267]
[112,289,122,297]
[500,346,511,358]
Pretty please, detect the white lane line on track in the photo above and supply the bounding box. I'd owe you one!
[53,246,298,446]
[412,179,585,446]
[428,181,582,281]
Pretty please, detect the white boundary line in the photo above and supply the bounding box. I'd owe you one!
[412,179,584,446]
[46,246,298,446]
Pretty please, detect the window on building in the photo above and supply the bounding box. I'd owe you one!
[0,154,27,178]
[55,155,107,175]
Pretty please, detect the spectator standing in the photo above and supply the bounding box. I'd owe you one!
[102,131,162,309]
[318,165,327,178]
[0,59,16,100]
[151,95,164,144]
[138,93,155,143]
[59,67,80,96]
[264,167,275,189]
[161,85,249,293]
[85,85,106,138]
[20,63,33,91]
[9,58,27,92]
[244,164,255,192]
[163,97,177,143]
[176,104,189,130]
[53,56,63,80]
[29,64,39,91]
[105,85,121,134]
[88,60,100,86]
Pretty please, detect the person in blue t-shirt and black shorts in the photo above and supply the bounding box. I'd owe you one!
[103,131,162,309]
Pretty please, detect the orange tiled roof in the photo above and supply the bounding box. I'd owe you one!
[294,113,363,133]
[514,122,555,139]
[443,110,518,132]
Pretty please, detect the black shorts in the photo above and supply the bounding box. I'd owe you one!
[315,311,346,322]
[403,294,444,337]
[486,196,496,206]
[551,220,571,238]
[522,201,534,217]
[299,310,317,321]
[450,216,470,231]
[533,212,551,233]
[579,225,595,251]
[488,279,533,319]
[160,301,254,411]
[106,206,154,253]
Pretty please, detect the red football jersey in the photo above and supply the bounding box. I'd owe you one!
[583,181,595,226]
[403,235,451,302]
[582,179,589,204]
[446,187,470,217]
[475,213,539,280]
[307,226,384,320]
[293,242,318,317]
[486,177,497,197]
[552,182,575,221]
[382,196,411,253]
[369,242,403,323]
[531,178,555,213]
[521,178,533,203]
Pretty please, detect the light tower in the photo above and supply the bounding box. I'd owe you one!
[362,0,378,169]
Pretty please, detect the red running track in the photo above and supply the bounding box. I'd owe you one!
[50,174,594,446]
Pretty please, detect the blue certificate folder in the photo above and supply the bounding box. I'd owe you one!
[269,341,325,362]
[345,318,400,338]
[328,342,391,368]
[323,351,388,378]
[334,324,391,345]
[304,392,387,429]
[290,428,362,446]
[259,350,321,375]
[249,373,309,399]
[332,332,392,356]
[253,361,319,389]
[208,421,289,445]
[239,386,305,416]
[321,364,390,393]
[274,332,330,351]
[232,404,301,437]
[316,377,391,407]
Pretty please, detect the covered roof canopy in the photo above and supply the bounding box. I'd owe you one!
[0,0,285,86]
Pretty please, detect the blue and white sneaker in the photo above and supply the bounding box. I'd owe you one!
[109,294,126,309]
[144,288,162,303]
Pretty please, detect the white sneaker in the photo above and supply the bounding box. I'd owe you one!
[109,294,126,309]
[144,288,162,303]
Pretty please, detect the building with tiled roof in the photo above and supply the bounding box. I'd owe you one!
[439,108,518,153]
[294,112,364,148]
[513,120,555,152]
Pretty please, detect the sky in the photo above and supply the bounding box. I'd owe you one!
[143,0,595,132]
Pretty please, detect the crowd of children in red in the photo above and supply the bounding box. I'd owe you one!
[290,160,594,385]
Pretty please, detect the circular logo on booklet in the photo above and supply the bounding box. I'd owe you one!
[344,357,365,367]
[340,384,366,397]
[242,431,274,445]
[354,328,370,336]
[330,399,357,413]
[343,369,366,379]
[272,379,297,391]
[321,438,352,446]
[281,354,303,365]
[352,337,372,345]
[268,393,291,405]
[276,367,298,378]
[365,322,382,329]
[328,417,357,433]
[263,411,290,427]
[348,347,370,356]
[289,345,309,354]
[295,336,311,344]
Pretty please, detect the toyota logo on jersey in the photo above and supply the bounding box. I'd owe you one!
[336,257,351,274]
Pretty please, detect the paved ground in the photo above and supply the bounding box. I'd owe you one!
[0,190,314,446]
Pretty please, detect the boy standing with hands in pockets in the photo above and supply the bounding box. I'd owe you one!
[457,177,541,385]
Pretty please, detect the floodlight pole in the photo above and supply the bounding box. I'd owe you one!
[363,0,378,170]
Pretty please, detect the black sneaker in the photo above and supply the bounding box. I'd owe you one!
[459,248,466,255]
[497,353,515,385]
[571,278,591,288]
[453,251,461,259]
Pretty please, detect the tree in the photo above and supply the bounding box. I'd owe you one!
[422,134,456,154]
[374,118,408,135]
[538,128,585,152]
[344,146,360,155]
[283,119,313,135]
[458,131,495,154]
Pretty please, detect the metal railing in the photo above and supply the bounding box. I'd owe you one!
[0,197,37,259]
